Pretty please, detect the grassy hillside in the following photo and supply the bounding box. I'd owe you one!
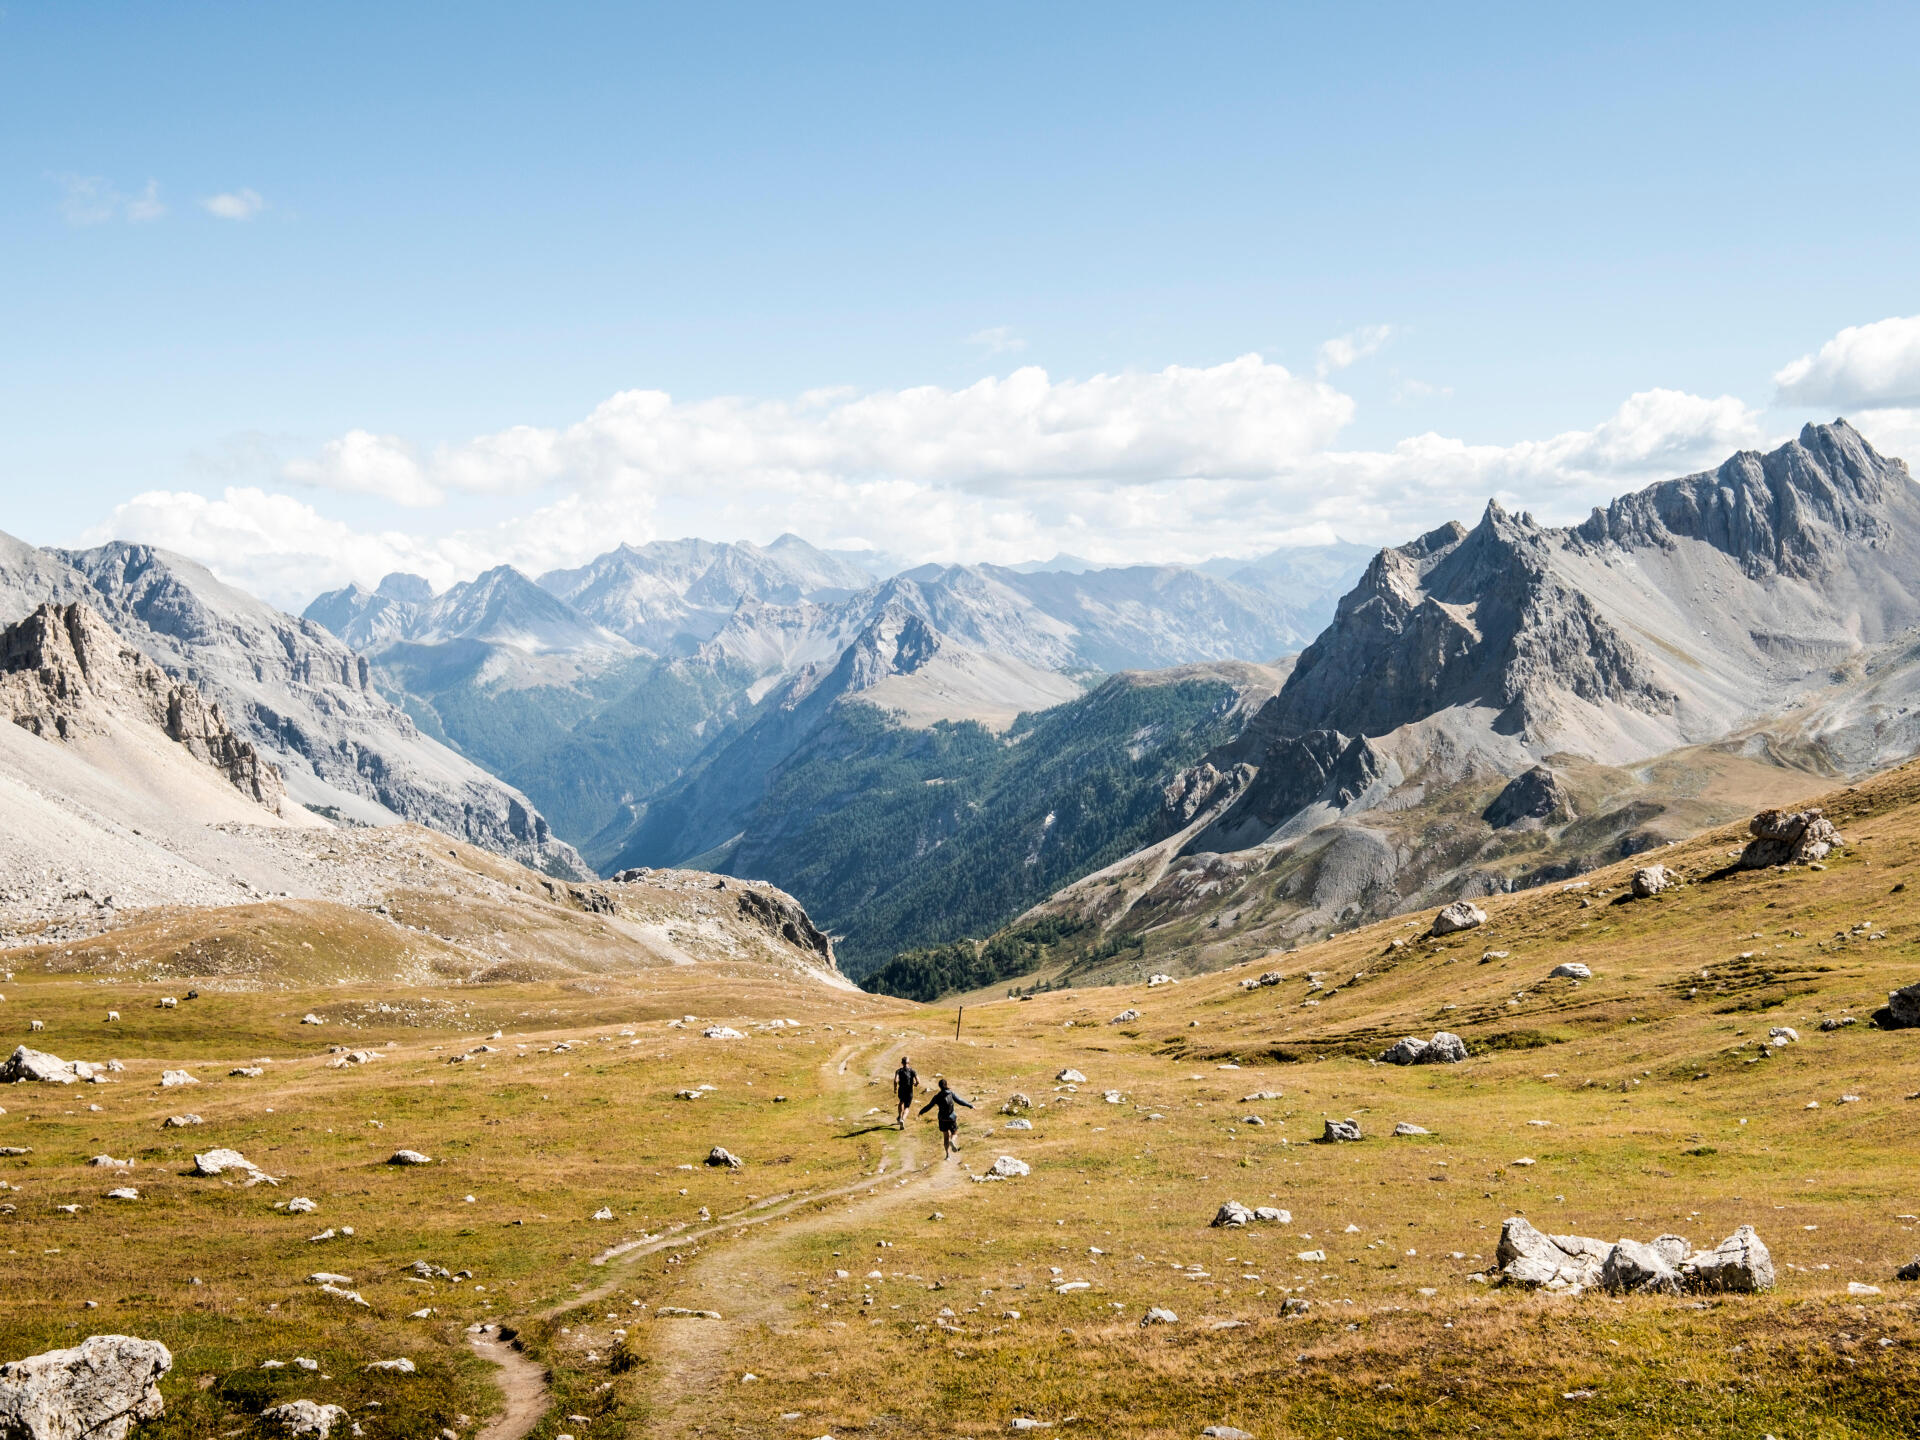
[2,764,1917,1438]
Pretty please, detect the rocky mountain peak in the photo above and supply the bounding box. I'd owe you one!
[376,572,434,603]
[0,600,288,810]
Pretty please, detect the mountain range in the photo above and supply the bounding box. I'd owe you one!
[982,419,1920,992]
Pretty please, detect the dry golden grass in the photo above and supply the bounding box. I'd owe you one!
[5,765,1920,1437]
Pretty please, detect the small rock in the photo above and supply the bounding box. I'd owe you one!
[262,1400,350,1437]
[1630,865,1673,899]
[1550,963,1592,979]
[592,1207,614,1221]
[1253,1206,1291,1223]
[1211,1201,1254,1228]
[1848,1282,1882,1296]
[1392,1123,1430,1136]
[705,1147,744,1169]
[162,1114,202,1128]
[701,1026,745,1040]
[105,1187,140,1201]
[1109,1010,1138,1025]
[363,1358,416,1373]
[1768,1026,1799,1046]
[159,1070,198,1088]
[1322,1119,1362,1143]
[287,1197,318,1214]
[1140,1307,1178,1326]
[1202,1428,1254,1440]
[387,1150,432,1166]
[1055,1069,1086,1084]
[1280,1297,1310,1317]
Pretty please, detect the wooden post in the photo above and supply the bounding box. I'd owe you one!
[955,1005,964,1039]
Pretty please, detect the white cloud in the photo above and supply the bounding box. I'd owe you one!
[1317,324,1395,376]
[203,187,266,221]
[282,354,1357,504]
[96,364,1786,611]
[1775,315,1920,410]
[967,326,1027,355]
[57,175,165,225]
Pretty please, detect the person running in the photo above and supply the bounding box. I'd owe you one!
[893,1056,919,1129]
[918,1076,974,1158]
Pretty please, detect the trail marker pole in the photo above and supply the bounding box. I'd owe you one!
[955,1006,964,1039]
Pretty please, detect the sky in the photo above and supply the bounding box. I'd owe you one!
[5,2,1920,609]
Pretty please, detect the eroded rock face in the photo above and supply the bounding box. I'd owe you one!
[0,602,286,812]
[1431,900,1487,936]
[733,887,836,970]
[0,1334,171,1440]
[1737,808,1842,868]
[1483,766,1573,829]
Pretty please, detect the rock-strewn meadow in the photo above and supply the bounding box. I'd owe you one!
[5,767,1920,1439]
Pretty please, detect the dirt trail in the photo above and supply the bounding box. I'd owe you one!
[467,1327,550,1440]
[474,1031,958,1438]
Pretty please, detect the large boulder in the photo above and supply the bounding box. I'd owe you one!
[1681,1226,1774,1293]
[1550,963,1592,979]
[1887,980,1920,1029]
[1630,865,1674,898]
[1322,1119,1363,1143]
[1430,901,1487,936]
[0,1047,80,1084]
[1599,1237,1682,1295]
[1378,1036,1428,1065]
[0,1335,172,1440]
[1419,1032,1468,1064]
[1495,1217,1606,1291]
[1737,808,1841,868]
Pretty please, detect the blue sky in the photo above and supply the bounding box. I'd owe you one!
[5,3,1920,605]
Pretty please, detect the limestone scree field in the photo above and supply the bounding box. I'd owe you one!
[4,770,1920,1439]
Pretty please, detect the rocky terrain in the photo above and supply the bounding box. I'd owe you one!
[0,535,584,879]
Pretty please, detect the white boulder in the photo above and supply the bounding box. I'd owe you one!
[0,1335,172,1440]
[1430,900,1487,936]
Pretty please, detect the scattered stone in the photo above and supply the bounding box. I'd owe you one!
[105,1188,139,1201]
[158,1070,197,1088]
[1253,1207,1291,1223]
[1430,900,1487,936]
[1211,1201,1254,1228]
[87,1156,132,1169]
[701,1026,745,1040]
[1392,1123,1430,1137]
[191,1148,272,1183]
[1378,1036,1429,1065]
[0,1146,28,1157]
[1768,1026,1799,1046]
[262,1400,349,1437]
[592,1207,614,1221]
[1294,1250,1326,1263]
[300,1015,325,1026]
[970,1155,1030,1184]
[0,1046,82,1084]
[1006,1118,1033,1131]
[1241,1090,1283,1103]
[161,1115,201,1128]
[0,1335,172,1440]
[1630,865,1674,899]
[1109,1010,1138,1025]
[387,1150,432,1166]
[1140,1307,1178,1326]
[1550,963,1592,979]
[1737,808,1842,868]
[1848,1283,1882,1296]
[362,1358,415,1373]
[1201,1427,1253,1440]
[286,1197,318,1214]
[1819,1016,1857,1031]
[705,1147,744,1169]
[1147,974,1175,987]
[1055,1070,1086,1084]
[655,1307,721,1320]
[317,1284,369,1307]
[1280,1297,1311,1317]
[1321,1119,1362,1143]
[1003,1093,1033,1113]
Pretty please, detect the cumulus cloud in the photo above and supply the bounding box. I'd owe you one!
[1775,315,1920,411]
[102,361,1784,612]
[57,175,165,225]
[202,187,266,220]
[282,354,1358,503]
[1317,324,1395,376]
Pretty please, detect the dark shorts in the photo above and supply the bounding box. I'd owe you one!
[938,1118,957,1133]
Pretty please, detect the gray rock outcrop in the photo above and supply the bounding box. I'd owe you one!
[1681,1225,1775,1293]
[1630,864,1674,898]
[1737,808,1842,869]
[1,603,286,811]
[0,1334,171,1440]
[1886,980,1920,1029]
[1498,1218,1773,1295]
[1322,1118,1362,1143]
[1,1047,81,1084]
[732,887,835,970]
[1378,1032,1466,1065]
[1896,1257,1920,1282]
[1431,901,1487,936]
[1483,766,1573,828]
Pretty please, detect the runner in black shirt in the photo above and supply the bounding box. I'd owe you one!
[918,1076,974,1158]
[893,1057,918,1129]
